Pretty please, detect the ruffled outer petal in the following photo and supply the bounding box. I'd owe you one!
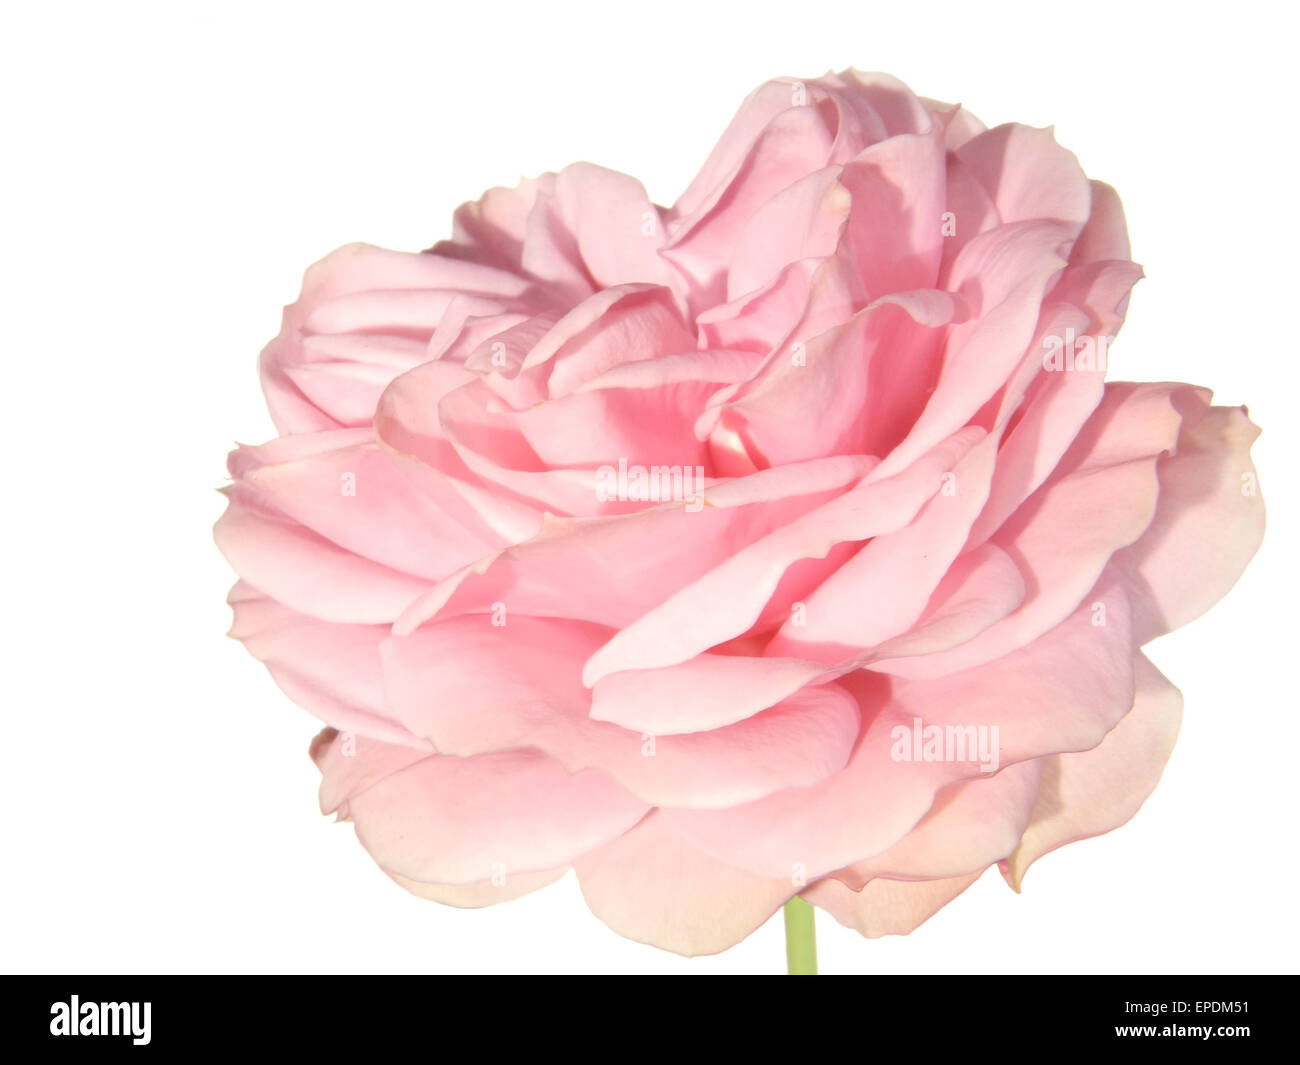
[575,813,796,956]
[804,871,984,938]
[1000,653,1184,889]
[1111,404,1264,644]
[312,730,649,886]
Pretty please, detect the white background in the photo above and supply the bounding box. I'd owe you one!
[2,0,1296,975]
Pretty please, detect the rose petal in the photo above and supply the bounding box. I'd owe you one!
[804,871,983,937]
[1111,404,1265,643]
[228,583,418,746]
[214,487,429,624]
[314,731,649,885]
[576,812,795,956]
[383,615,860,807]
[1001,653,1182,889]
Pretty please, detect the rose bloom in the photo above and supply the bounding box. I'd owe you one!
[216,71,1263,956]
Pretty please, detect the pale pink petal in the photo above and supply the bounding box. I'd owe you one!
[575,812,795,956]
[1111,404,1265,643]
[260,242,528,433]
[590,654,828,734]
[922,97,987,149]
[231,436,503,581]
[670,79,843,235]
[310,727,432,818]
[394,454,875,637]
[714,289,956,468]
[835,761,1041,884]
[214,487,429,624]
[725,166,850,301]
[939,153,1001,270]
[389,867,568,908]
[839,121,947,298]
[1070,180,1131,265]
[878,384,1197,678]
[804,871,983,937]
[582,428,982,684]
[833,71,933,138]
[1001,653,1182,889]
[954,123,1091,232]
[228,583,418,747]
[314,731,649,885]
[544,163,678,292]
[666,104,840,307]
[663,578,1134,881]
[382,615,860,807]
[695,258,826,356]
[769,430,999,657]
[875,220,1075,479]
[433,177,540,272]
[864,543,1027,662]
[592,542,1023,735]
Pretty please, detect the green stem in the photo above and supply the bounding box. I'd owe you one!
[783,896,817,975]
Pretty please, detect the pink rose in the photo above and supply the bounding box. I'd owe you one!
[216,70,1263,956]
